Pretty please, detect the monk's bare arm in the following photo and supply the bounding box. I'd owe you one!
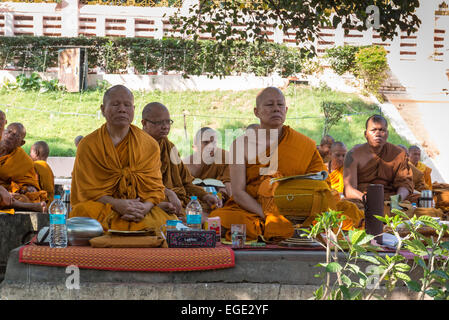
[230,163,264,218]
[343,149,364,201]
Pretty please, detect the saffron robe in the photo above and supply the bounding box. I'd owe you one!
[159,137,208,208]
[192,148,231,184]
[357,143,413,200]
[0,147,47,205]
[329,165,344,193]
[416,161,432,190]
[70,124,176,232]
[209,126,327,241]
[409,162,427,192]
[34,160,55,203]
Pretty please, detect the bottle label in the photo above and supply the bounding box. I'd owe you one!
[50,214,66,225]
[186,214,201,225]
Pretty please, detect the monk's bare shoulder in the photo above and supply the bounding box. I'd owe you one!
[344,143,366,168]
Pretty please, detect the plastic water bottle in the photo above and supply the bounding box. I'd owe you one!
[49,195,67,248]
[62,188,71,214]
[186,196,202,230]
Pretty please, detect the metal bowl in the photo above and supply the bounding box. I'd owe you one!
[67,217,104,246]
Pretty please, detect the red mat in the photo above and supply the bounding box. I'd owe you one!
[19,243,235,272]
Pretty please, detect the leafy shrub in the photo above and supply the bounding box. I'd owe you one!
[3,72,64,92]
[355,46,388,98]
[324,45,362,75]
[0,36,304,78]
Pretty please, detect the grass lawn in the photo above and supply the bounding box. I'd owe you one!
[0,84,410,157]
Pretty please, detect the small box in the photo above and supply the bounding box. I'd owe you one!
[166,230,216,248]
[205,217,221,242]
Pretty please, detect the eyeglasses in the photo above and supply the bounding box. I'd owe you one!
[144,119,174,126]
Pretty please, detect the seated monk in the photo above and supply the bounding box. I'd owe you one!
[74,135,83,148]
[30,140,55,203]
[343,115,413,205]
[328,141,347,194]
[409,145,432,190]
[0,110,7,139]
[209,87,332,242]
[69,85,178,233]
[0,123,47,212]
[317,135,335,163]
[397,144,427,193]
[141,102,220,219]
[183,127,232,200]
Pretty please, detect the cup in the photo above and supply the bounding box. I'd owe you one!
[231,224,246,248]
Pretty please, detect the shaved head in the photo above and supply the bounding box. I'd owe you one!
[320,135,335,147]
[256,87,285,109]
[365,114,388,130]
[194,127,217,146]
[31,140,49,161]
[331,141,346,152]
[142,102,168,120]
[102,85,133,105]
[74,135,83,147]
[1,122,26,153]
[8,123,26,139]
[141,102,172,142]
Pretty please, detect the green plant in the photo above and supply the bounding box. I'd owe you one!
[95,79,111,92]
[301,209,411,300]
[325,45,362,76]
[321,100,346,136]
[393,213,449,300]
[40,79,64,92]
[301,57,323,75]
[16,72,42,91]
[355,46,389,100]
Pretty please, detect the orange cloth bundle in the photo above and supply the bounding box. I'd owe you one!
[89,235,166,248]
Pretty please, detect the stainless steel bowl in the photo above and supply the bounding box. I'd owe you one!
[67,217,104,246]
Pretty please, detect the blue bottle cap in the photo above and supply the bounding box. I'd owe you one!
[191,196,198,200]
[212,191,217,195]
[54,195,61,199]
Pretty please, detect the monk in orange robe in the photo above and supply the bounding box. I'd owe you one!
[69,85,177,232]
[141,103,220,219]
[328,141,347,194]
[208,87,330,242]
[344,115,413,202]
[183,127,231,199]
[0,123,47,212]
[30,140,55,204]
[409,145,432,190]
[317,135,335,163]
[397,144,427,193]
[0,110,7,140]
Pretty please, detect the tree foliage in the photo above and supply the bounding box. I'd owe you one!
[169,0,421,55]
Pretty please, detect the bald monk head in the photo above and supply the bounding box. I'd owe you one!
[329,141,347,170]
[364,114,389,151]
[141,102,173,142]
[0,110,7,138]
[0,123,26,155]
[193,127,218,159]
[74,135,83,147]
[409,145,421,166]
[30,141,50,162]
[254,87,288,129]
[397,144,409,157]
[318,135,335,161]
[100,85,135,129]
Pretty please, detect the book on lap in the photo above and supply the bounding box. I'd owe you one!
[192,178,225,188]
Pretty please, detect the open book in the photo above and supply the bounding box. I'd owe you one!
[269,171,329,185]
[192,178,225,188]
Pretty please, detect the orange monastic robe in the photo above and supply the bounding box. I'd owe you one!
[70,124,177,232]
[357,143,413,200]
[329,166,344,193]
[159,137,208,207]
[416,161,432,190]
[0,147,46,205]
[34,160,55,204]
[193,148,231,184]
[209,126,327,241]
